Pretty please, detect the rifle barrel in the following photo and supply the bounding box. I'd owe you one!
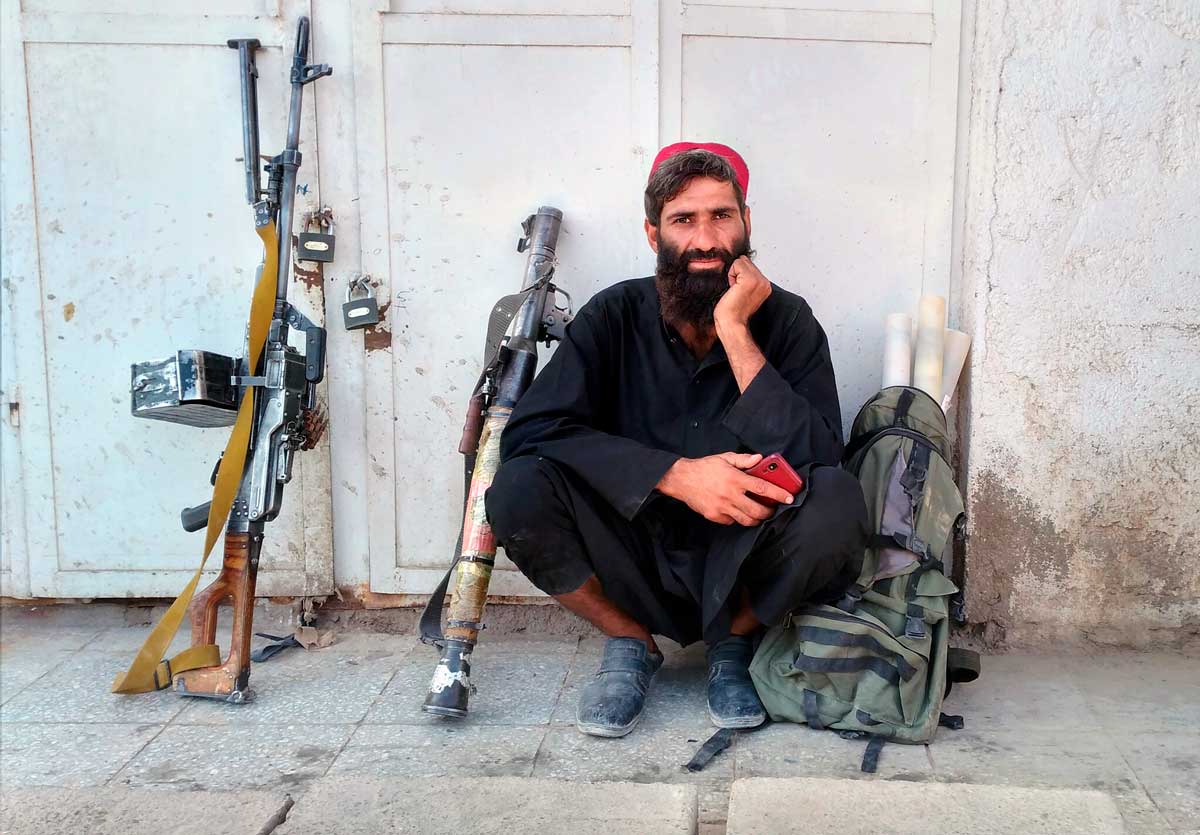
[227,38,262,206]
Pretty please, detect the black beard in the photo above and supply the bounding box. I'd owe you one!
[654,233,752,329]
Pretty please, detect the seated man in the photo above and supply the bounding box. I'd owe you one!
[485,143,869,737]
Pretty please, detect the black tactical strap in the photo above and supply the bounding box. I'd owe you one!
[803,689,826,730]
[683,720,772,773]
[893,389,915,425]
[792,654,903,686]
[250,632,301,663]
[794,627,919,681]
[418,556,460,648]
[684,728,735,772]
[861,736,886,773]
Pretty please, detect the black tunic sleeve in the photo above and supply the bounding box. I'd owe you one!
[499,303,681,520]
[720,302,844,468]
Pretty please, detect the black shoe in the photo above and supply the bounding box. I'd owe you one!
[576,637,664,738]
[706,634,766,729]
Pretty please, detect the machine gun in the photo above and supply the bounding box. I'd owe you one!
[420,207,572,717]
[113,19,331,702]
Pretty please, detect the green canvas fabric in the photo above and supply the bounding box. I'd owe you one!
[751,386,967,746]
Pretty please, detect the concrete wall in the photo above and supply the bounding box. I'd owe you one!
[957,0,1200,649]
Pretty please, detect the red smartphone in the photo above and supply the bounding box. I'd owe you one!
[745,453,804,506]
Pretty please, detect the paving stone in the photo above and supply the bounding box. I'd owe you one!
[533,722,735,784]
[939,654,1098,731]
[1070,653,1200,733]
[116,723,351,791]
[926,727,1140,793]
[0,652,187,725]
[1106,783,1179,835]
[0,722,162,787]
[0,785,289,835]
[726,777,1125,834]
[734,722,933,781]
[366,637,575,726]
[0,626,98,654]
[327,722,545,778]
[279,775,696,834]
[0,650,75,707]
[1111,731,1200,834]
[172,633,407,726]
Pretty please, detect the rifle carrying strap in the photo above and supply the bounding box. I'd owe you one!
[111,220,280,694]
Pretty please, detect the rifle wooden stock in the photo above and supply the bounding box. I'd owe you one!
[174,530,261,702]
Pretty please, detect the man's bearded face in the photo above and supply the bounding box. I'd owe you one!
[655,230,752,328]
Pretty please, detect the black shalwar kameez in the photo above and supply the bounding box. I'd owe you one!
[485,276,869,645]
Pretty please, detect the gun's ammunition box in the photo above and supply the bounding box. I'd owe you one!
[131,350,239,428]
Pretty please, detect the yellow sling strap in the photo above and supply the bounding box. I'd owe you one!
[112,221,279,694]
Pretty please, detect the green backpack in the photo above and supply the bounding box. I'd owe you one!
[749,386,980,771]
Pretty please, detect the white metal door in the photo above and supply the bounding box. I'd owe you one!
[0,0,334,599]
[339,0,962,596]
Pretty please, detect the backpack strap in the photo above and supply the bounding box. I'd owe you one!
[419,451,477,648]
[803,689,826,730]
[893,389,915,425]
[861,736,886,773]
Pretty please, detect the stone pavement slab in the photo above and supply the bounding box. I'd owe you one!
[365,636,575,726]
[1070,653,1200,733]
[276,775,697,835]
[725,777,1126,835]
[0,652,187,725]
[172,634,409,726]
[938,654,1097,731]
[1110,731,1200,834]
[533,722,735,784]
[0,723,163,788]
[0,650,75,707]
[0,785,288,835]
[327,723,545,778]
[734,722,933,780]
[114,723,353,791]
[2,614,1198,834]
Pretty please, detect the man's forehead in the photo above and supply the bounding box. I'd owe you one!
[663,177,741,214]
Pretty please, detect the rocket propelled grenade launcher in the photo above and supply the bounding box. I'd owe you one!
[421,207,571,718]
[120,19,331,703]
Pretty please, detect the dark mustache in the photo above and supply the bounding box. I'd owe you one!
[682,248,735,265]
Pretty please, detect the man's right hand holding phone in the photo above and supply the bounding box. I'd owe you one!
[656,452,794,527]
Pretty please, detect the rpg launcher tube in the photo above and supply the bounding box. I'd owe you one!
[423,207,561,718]
[423,409,511,716]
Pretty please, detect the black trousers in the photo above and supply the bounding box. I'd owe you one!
[485,457,869,645]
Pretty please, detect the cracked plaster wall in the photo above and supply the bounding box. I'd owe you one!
[957,0,1200,648]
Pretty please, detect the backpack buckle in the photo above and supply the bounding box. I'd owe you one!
[836,586,864,613]
[905,615,926,639]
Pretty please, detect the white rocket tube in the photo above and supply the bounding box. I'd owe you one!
[882,313,913,388]
[939,329,972,412]
[912,295,946,402]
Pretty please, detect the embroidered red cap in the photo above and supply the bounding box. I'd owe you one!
[648,142,749,196]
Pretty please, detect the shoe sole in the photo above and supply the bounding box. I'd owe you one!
[708,706,766,729]
[577,714,641,738]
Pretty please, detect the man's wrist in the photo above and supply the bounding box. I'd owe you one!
[714,317,751,342]
[655,457,691,498]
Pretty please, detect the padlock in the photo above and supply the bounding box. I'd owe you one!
[343,276,380,330]
[298,212,336,263]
